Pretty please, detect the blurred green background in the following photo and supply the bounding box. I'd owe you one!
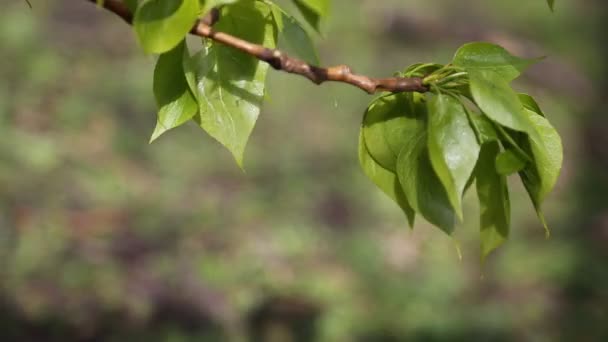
[0,0,606,341]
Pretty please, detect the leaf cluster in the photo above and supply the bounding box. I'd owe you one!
[125,0,326,166]
[359,43,563,258]
[107,0,559,258]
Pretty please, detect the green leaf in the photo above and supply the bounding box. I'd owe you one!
[396,132,457,235]
[200,0,238,16]
[134,0,200,54]
[427,94,480,219]
[453,42,539,81]
[518,107,563,234]
[359,131,415,227]
[292,0,330,32]
[269,2,319,65]
[468,70,536,135]
[495,149,527,175]
[518,93,544,117]
[494,124,534,162]
[476,142,510,259]
[520,108,562,203]
[294,0,330,15]
[124,0,139,12]
[186,1,277,167]
[150,41,198,142]
[362,93,426,172]
[466,109,499,145]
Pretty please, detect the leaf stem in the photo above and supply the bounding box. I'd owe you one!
[436,72,468,85]
[495,124,533,161]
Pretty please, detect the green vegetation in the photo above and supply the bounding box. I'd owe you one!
[1,0,607,341]
[98,0,563,256]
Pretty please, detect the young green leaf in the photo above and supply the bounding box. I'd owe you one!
[495,149,527,175]
[358,131,415,227]
[362,94,426,172]
[186,1,277,167]
[468,70,536,136]
[151,41,198,142]
[134,0,199,54]
[427,93,480,219]
[292,0,330,32]
[453,42,539,81]
[396,132,457,235]
[403,63,443,78]
[269,2,319,65]
[476,142,510,259]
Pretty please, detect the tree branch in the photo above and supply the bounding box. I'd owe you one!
[86,0,428,94]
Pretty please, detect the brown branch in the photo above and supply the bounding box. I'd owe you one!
[86,0,428,94]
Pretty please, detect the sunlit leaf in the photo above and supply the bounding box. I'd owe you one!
[134,0,199,54]
[185,1,277,167]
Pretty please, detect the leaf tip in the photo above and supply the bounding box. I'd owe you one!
[480,243,503,262]
[231,152,247,172]
[149,123,167,143]
[406,215,415,230]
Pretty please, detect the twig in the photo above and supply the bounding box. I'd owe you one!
[86,0,428,94]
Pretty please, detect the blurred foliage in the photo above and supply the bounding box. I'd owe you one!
[0,0,606,341]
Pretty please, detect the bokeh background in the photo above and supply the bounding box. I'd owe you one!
[1,0,606,341]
